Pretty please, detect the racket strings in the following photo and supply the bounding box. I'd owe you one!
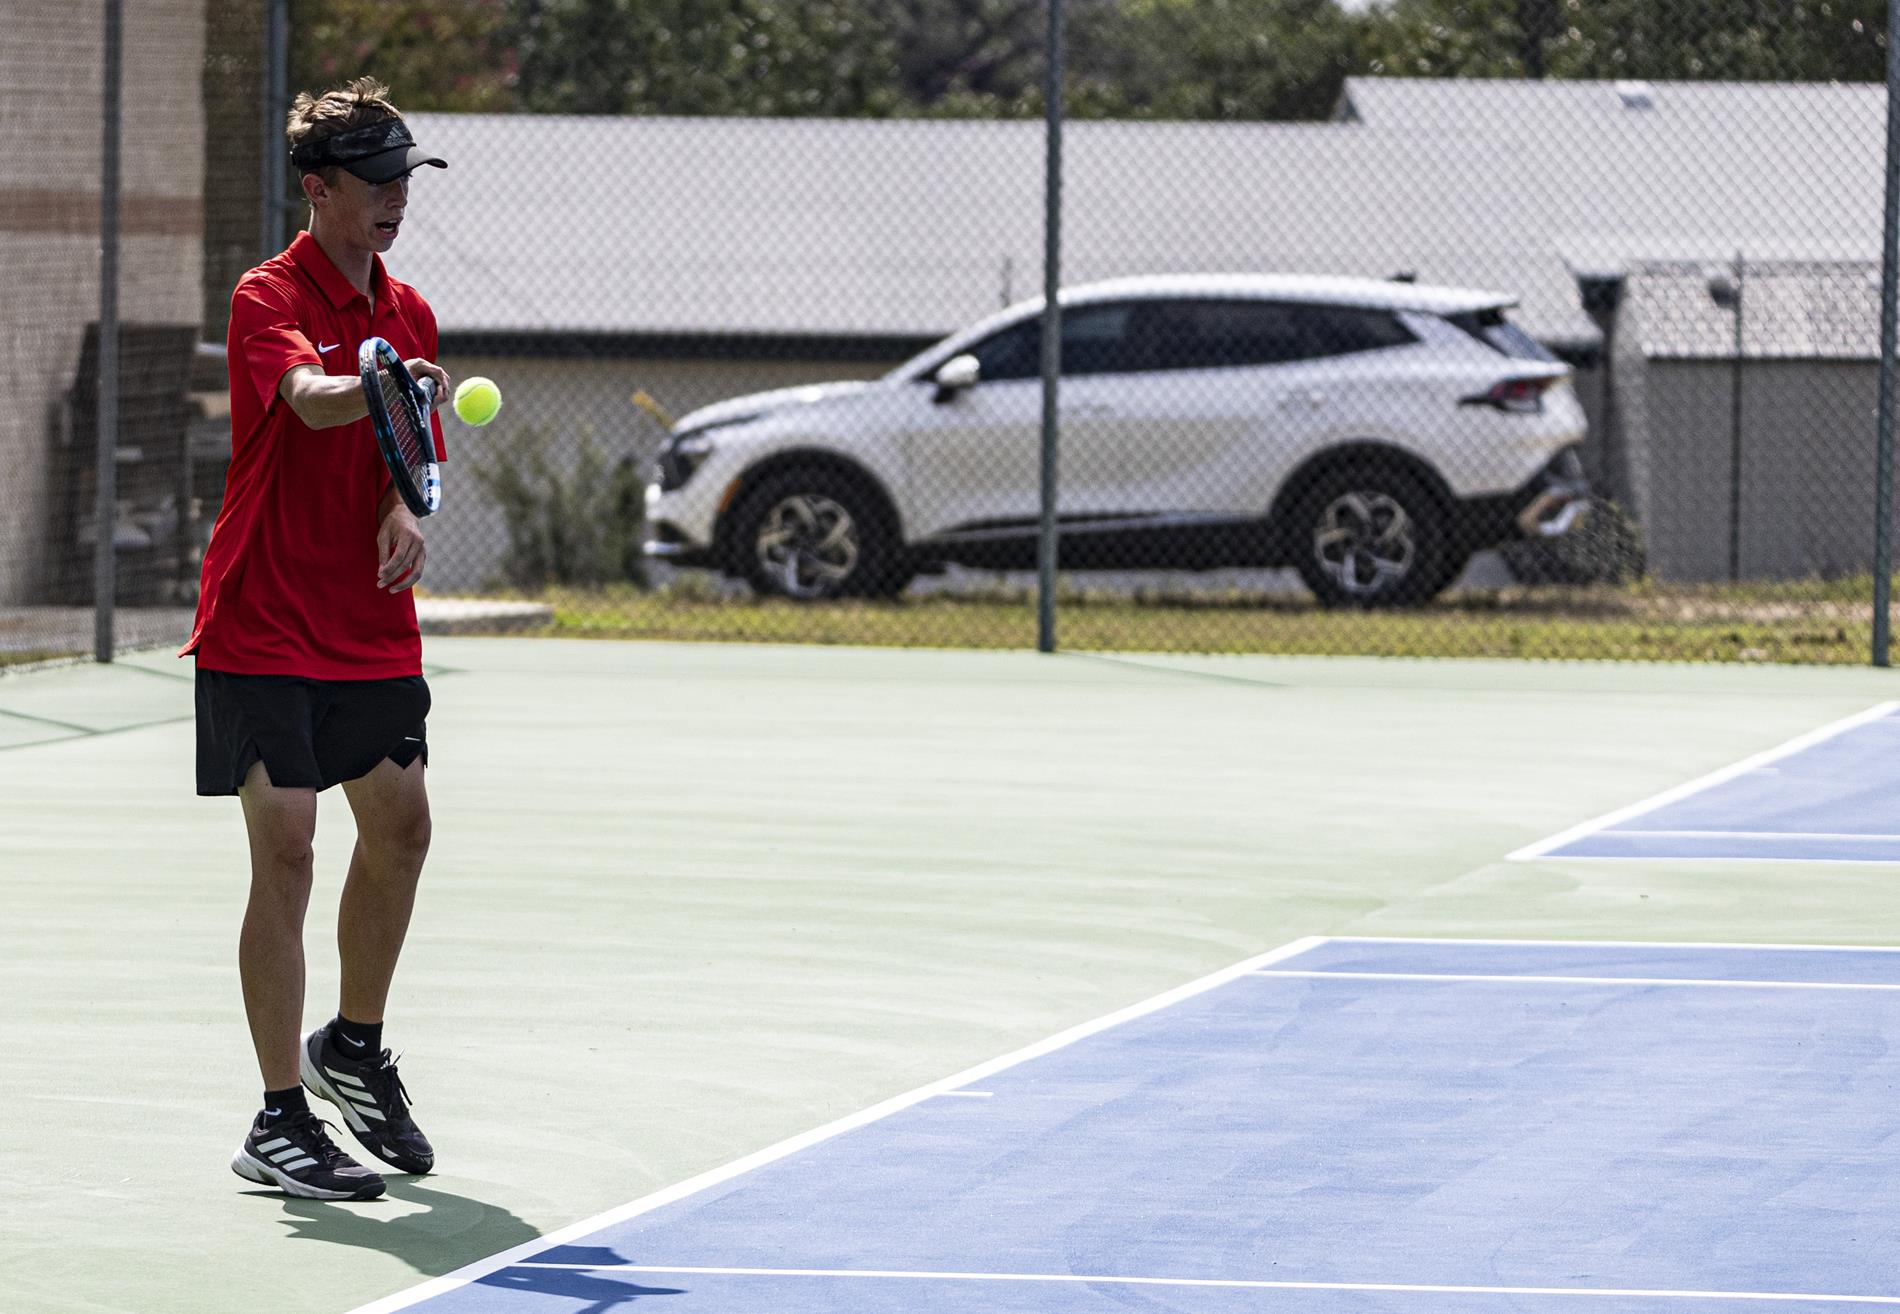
[378,368,430,475]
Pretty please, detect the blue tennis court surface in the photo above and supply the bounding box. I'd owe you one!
[360,937,1900,1313]
[1519,701,1900,862]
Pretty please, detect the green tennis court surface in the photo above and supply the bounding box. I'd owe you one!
[5,640,1900,1314]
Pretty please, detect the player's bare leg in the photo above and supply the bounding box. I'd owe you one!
[230,763,385,1201]
[300,754,438,1176]
[336,755,431,1022]
[236,762,318,1091]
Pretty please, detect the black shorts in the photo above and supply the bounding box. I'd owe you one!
[195,668,431,796]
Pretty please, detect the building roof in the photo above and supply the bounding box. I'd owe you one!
[1619,258,1883,361]
[397,79,1884,355]
[1339,77,1886,356]
[1339,76,1885,140]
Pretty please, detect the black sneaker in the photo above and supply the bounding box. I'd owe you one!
[300,1023,435,1175]
[230,1111,386,1200]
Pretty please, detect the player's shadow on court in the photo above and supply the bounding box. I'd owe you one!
[475,1247,683,1312]
[262,1181,683,1307]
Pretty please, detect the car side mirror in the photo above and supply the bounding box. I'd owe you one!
[933,354,980,401]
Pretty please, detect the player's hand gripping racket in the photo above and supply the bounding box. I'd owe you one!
[359,337,442,517]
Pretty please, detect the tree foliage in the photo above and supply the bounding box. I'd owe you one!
[1361,0,1887,82]
[290,0,517,112]
[289,0,1892,125]
[1083,0,1363,120]
[504,0,901,116]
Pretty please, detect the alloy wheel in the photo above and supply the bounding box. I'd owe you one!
[754,493,860,598]
[1313,490,1416,599]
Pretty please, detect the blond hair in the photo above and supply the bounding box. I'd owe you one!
[287,77,403,180]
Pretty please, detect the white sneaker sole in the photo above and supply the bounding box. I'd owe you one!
[229,1146,383,1201]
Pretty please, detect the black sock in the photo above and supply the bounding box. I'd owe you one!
[331,1014,383,1057]
[259,1086,309,1125]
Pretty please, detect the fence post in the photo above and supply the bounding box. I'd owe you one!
[1876,5,1900,667]
[262,0,289,258]
[94,0,122,663]
[1725,252,1744,582]
[1036,0,1064,655]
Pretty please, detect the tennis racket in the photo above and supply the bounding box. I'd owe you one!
[358,337,442,518]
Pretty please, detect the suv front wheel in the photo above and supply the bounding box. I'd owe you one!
[1292,465,1453,608]
[728,469,913,600]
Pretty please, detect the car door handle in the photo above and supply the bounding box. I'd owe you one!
[1279,390,1327,411]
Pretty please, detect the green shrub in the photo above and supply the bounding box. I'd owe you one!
[470,425,648,589]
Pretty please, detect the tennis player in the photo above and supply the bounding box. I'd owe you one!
[182,78,452,1201]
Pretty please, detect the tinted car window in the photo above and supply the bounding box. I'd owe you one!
[967,304,1141,382]
[1294,306,1417,358]
[1144,301,1295,368]
[1481,320,1557,361]
[1137,300,1416,371]
[1447,308,1557,362]
[1061,304,1139,375]
[965,299,1410,381]
[969,319,1041,382]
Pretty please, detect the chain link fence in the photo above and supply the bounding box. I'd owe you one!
[7,1,1899,667]
[2,0,258,666]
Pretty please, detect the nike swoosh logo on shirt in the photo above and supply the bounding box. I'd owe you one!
[317,341,341,353]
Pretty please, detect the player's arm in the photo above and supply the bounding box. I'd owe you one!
[231,276,447,428]
[279,364,368,428]
[375,483,426,592]
[280,358,449,429]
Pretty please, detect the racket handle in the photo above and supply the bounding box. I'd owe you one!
[419,376,437,408]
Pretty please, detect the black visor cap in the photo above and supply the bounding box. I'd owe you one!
[291,118,447,184]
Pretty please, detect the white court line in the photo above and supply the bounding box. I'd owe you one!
[1598,829,1900,842]
[345,934,1900,1314]
[932,1090,993,1098]
[343,935,1330,1314]
[505,1262,1900,1305]
[1508,700,1900,862]
[1324,935,1900,953]
[1503,854,1900,868]
[1252,969,1900,992]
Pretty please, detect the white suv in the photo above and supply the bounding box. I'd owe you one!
[644,274,1589,606]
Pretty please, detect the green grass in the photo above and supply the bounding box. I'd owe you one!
[447,577,1894,664]
[0,649,79,669]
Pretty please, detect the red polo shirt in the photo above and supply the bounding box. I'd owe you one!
[182,232,447,679]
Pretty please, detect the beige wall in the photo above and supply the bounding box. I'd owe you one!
[0,1,205,603]
[1630,359,1887,582]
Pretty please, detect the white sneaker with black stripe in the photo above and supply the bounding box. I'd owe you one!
[230,1110,386,1200]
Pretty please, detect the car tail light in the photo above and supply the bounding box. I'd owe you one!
[1463,376,1559,414]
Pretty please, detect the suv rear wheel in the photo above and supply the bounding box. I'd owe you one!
[1292,465,1452,608]
[728,469,913,600]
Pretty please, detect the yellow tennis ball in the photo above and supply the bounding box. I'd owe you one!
[453,376,502,426]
